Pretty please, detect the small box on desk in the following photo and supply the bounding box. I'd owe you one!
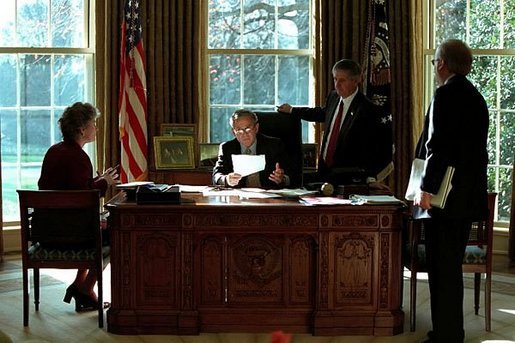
[336,184,369,199]
[136,185,181,205]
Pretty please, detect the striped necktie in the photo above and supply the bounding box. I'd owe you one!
[325,100,344,167]
[245,148,261,187]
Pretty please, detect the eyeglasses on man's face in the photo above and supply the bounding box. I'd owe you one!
[431,58,441,66]
[233,125,255,135]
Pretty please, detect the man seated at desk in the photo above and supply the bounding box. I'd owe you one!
[277,59,393,187]
[212,109,291,189]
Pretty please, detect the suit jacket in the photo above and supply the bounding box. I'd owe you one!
[212,133,289,189]
[293,90,392,180]
[415,75,488,220]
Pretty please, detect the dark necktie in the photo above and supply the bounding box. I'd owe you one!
[245,148,261,188]
[325,100,344,167]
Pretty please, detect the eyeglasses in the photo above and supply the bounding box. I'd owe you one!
[431,58,441,66]
[233,126,255,135]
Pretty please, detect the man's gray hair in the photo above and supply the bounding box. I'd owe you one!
[230,109,258,128]
[437,39,473,76]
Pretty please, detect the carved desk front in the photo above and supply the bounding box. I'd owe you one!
[106,194,405,336]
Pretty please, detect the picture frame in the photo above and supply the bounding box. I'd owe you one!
[198,143,220,169]
[160,123,197,138]
[154,136,195,169]
[302,143,318,170]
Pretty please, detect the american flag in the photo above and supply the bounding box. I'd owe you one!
[118,0,148,183]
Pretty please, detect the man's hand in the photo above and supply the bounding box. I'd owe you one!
[269,163,284,185]
[414,191,432,210]
[276,103,293,114]
[226,172,242,187]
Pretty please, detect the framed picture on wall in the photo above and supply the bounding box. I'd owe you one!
[154,136,195,170]
[302,143,318,170]
[198,143,220,169]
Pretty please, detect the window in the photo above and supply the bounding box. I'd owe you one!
[425,0,514,225]
[0,0,94,223]
[207,0,314,143]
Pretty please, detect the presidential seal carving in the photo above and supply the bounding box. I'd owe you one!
[232,236,281,287]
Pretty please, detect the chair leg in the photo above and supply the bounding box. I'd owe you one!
[97,267,104,328]
[485,272,491,331]
[22,266,29,326]
[474,273,480,315]
[410,271,417,332]
[34,268,40,311]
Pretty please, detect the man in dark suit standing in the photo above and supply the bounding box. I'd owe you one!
[413,39,489,342]
[277,59,392,185]
[213,109,290,189]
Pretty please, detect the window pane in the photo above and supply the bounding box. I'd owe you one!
[278,56,309,105]
[487,110,497,165]
[0,55,17,106]
[278,0,310,49]
[54,55,86,106]
[0,110,18,162]
[498,167,513,222]
[506,0,515,48]
[500,111,514,166]
[469,56,497,110]
[20,54,51,106]
[243,55,275,105]
[500,56,515,109]
[2,165,21,222]
[243,0,275,49]
[435,0,466,46]
[51,0,84,47]
[210,107,234,143]
[208,0,241,49]
[0,1,16,46]
[210,55,241,105]
[469,0,500,49]
[17,0,50,47]
[21,109,51,162]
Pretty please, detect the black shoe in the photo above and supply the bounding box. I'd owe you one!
[74,292,110,312]
[63,285,79,304]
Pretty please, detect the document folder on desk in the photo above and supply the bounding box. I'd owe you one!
[136,184,181,204]
[405,158,455,209]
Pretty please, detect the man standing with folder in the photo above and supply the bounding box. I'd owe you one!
[412,39,489,342]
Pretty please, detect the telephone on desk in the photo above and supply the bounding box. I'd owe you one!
[136,184,181,204]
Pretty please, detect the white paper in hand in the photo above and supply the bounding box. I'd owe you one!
[232,154,266,177]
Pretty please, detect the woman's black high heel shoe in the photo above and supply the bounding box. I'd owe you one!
[63,285,79,304]
[74,292,98,312]
[74,292,110,312]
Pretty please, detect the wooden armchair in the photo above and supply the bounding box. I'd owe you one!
[17,189,110,328]
[403,192,497,332]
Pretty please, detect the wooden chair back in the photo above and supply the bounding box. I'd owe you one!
[17,189,108,328]
[403,192,497,332]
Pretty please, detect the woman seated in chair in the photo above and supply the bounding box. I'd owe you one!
[38,102,119,311]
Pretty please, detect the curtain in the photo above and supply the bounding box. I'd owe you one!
[388,0,424,197]
[95,0,422,199]
[314,0,421,198]
[95,0,203,174]
[313,0,368,150]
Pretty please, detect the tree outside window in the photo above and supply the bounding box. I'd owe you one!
[0,0,93,222]
[207,0,313,143]
[428,0,514,224]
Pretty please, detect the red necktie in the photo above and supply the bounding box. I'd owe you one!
[325,100,344,167]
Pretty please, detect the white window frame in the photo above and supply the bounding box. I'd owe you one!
[0,0,95,225]
[423,0,514,227]
[205,1,315,143]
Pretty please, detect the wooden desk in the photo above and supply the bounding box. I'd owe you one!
[106,194,405,336]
